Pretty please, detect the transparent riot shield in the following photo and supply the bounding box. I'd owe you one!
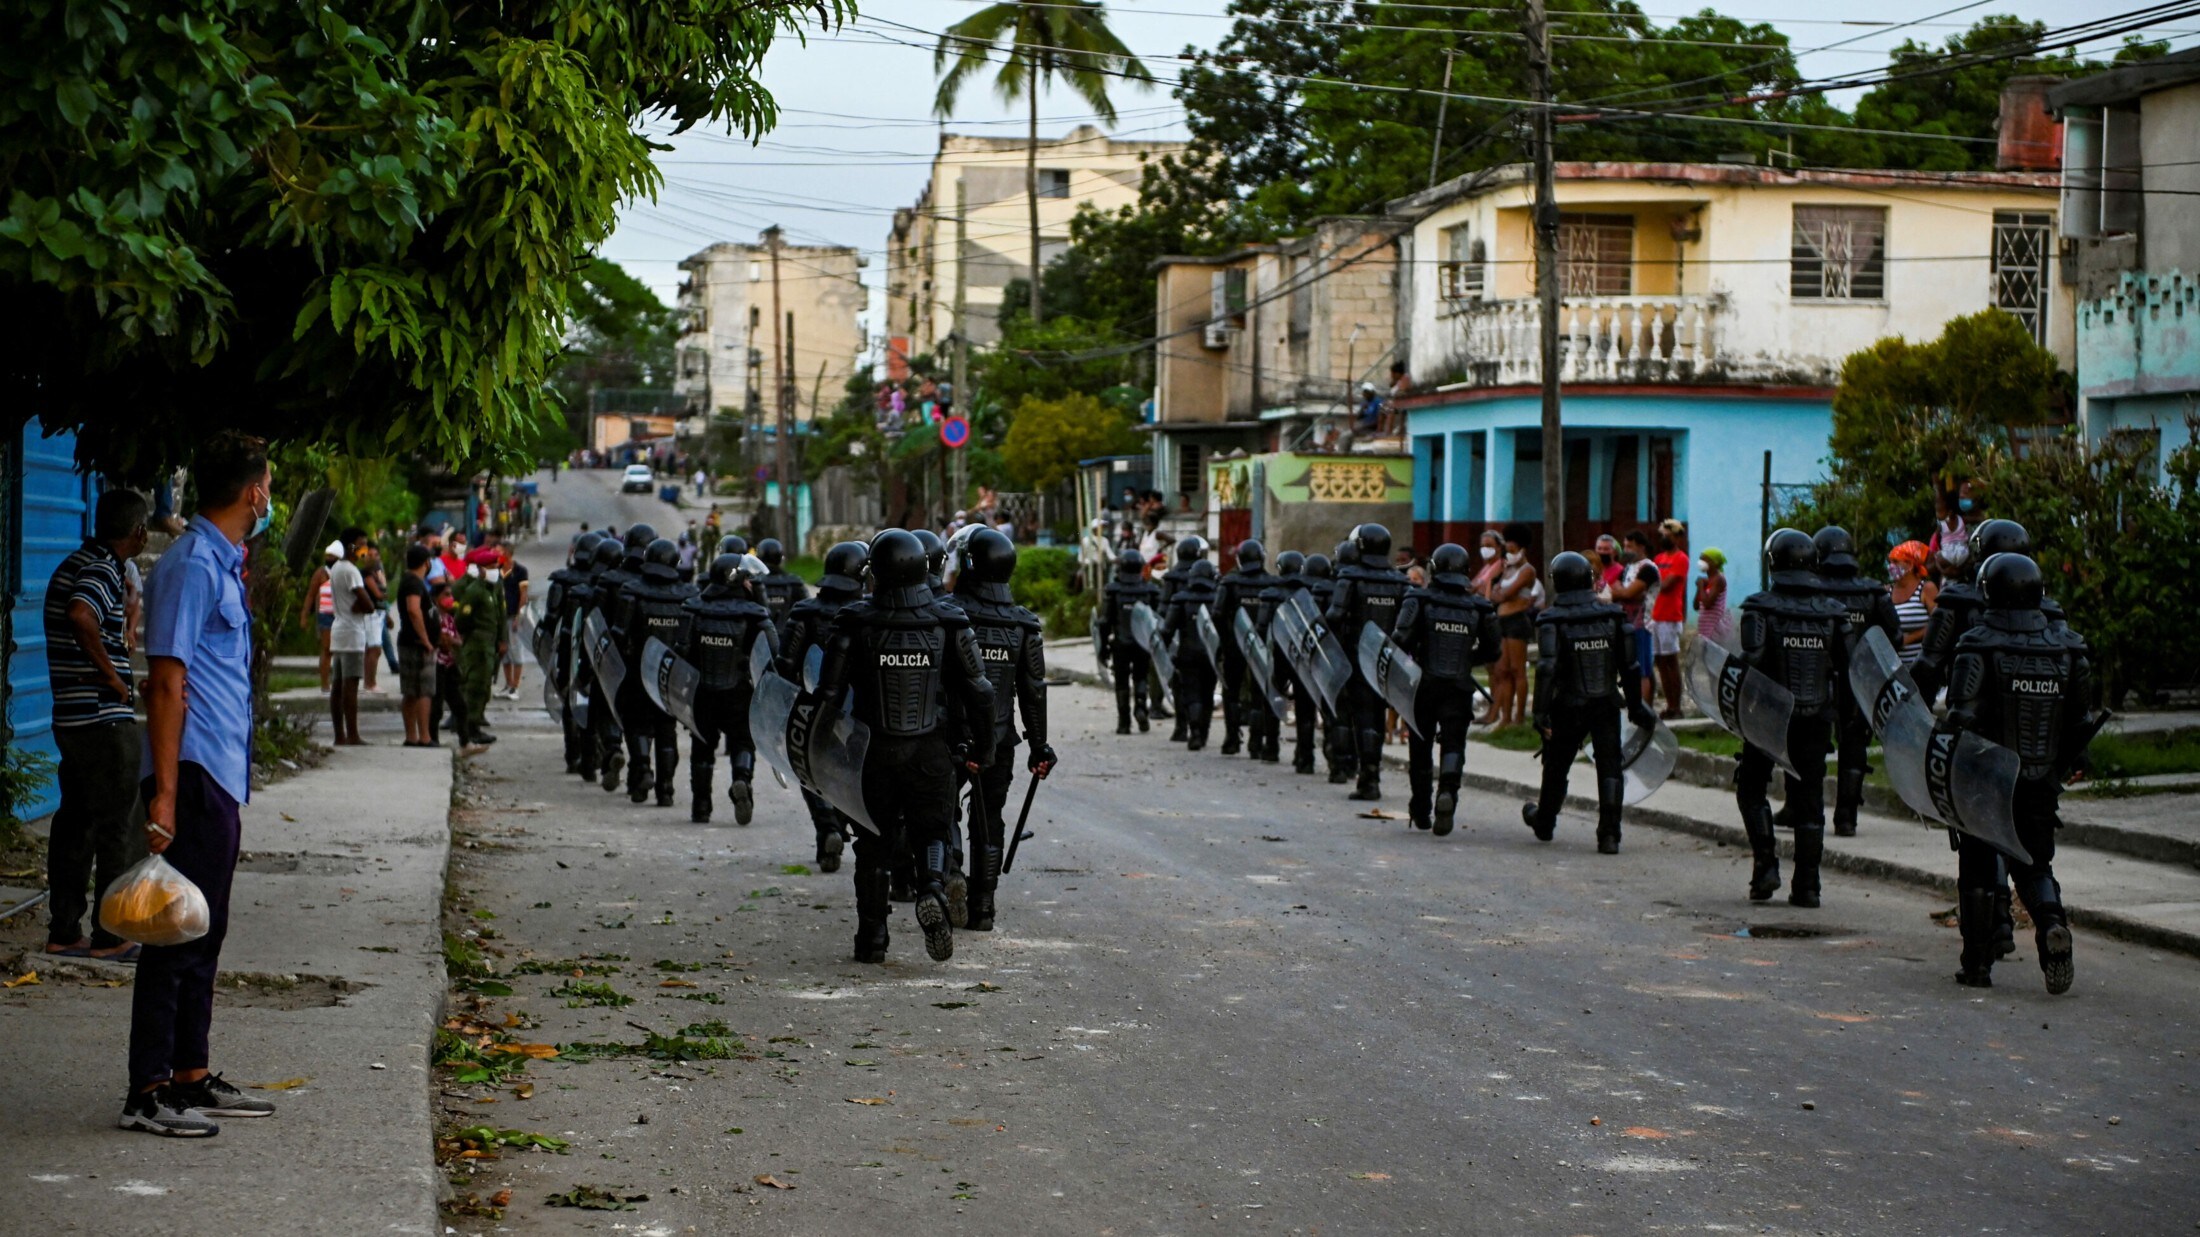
[536,611,563,714]
[564,614,589,729]
[1688,637,1797,776]
[582,608,626,729]
[1127,602,1160,654]
[1149,630,1176,687]
[1848,627,2030,865]
[1273,592,1353,717]
[1194,605,1222,669]
[786,689,876,835]
[1355,622,1424,737]
[749,635,799,787]
[1610,714,1681,805]
[1233,608,1290,719]
[640,636,702,734]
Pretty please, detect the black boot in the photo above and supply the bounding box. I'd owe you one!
[966,842,1001,933]
[1596,776,1624,855]
[1349,768,1382,801]
[947,854,969,931]
[655,748,678,808]
[1788,824,1824,908]
[2020,875,2074,995]
[600,744,624,793]
[1833,768,1865,837]
[1222,727,1241,756]
[914,840,955,962]
[1743,803,1781,902]
[1134,700,1150,733]
[1117,717,1132,736]
[729,777,753,826]
[1955,888,1998,988]
[1993,886,2017,958]
[690,744,714,824]
[1433,752,1462,837]
[815,825,845,874]
[1520,800,1554,842]
[852,866,891,964]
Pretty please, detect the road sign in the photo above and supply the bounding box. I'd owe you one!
[939,416,970,450]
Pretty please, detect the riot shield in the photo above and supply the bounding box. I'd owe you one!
[531,612,556,683]
[582,608,626,729]
[1355,622,1424,737]
[1127,602,1160,654]
[1687,638,1797,776]
[640,637,702,734]
[749,635,799,787]
[1848,627,2030,865]
[1149,630,1176,687]
[563,614,588,729]
[1234,608,1290,720]
[1610,715,1681,806]
[1273,592,1353,717]
[1194,605,1222,669]
[747,634,878,835]
[535,611,564,714]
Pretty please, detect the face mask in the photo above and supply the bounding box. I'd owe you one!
[1942,543,1969,567]
[249,487,272,538]
[1479,546,1497,560]
[1596,546,1614,561]
[1697,558,1711,573]
[485,569,502,583]
[1886,562,1905,578]
[1957,498,1975,513]
[1504,550,1523,564]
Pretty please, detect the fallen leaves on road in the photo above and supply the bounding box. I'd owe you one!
[847,1097,889,1105]
[1623,1127,1671,1139]
[1357,809,1399,820]
[248,1077,310,1091]
[513,1082,535,1100]
[659,978,698,988]
[754,1174,796,1190]
[5,971,40,988]
[491,1043,561,1060]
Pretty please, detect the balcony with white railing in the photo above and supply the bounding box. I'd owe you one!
[1445,294,1720,387]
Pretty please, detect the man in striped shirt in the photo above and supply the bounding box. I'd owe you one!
[41,488,151,962]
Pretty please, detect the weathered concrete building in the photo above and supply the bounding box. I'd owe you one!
[674,236,867,428]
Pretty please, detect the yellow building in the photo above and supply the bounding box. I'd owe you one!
[885,125,1185,355]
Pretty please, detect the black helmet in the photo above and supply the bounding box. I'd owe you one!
[1175,536,1208,566]
[869,529,928,590]
[1549,550,1594,594]
[1273,550,1305,578]
[1765,527,1817,573]
[756,537,784,569]
[1333,539,1361,568]
[589,538,622,570]
[1353,523,1392,561]
[1812,526,1858,570]
[1430,542,1470,577]
[723,534,749,557]
[1303,553,1334,579]
[1116,547,1145,578]
[1980,551,2044,610]
[911,528,946,579]
[960,527,1018,585]
[571,530,605,565]
[1235,539,1266,570]
[706,552,746,591]
[821,540,869,592]
[623,523,657,554]
[645,537,680,569]
[1189,559,1219,584]
[1973,518,2031,559]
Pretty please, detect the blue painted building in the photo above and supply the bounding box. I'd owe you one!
[4,417,98,821]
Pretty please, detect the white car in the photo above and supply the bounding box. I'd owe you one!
[620,463,654,494]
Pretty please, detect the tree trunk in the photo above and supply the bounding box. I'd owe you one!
[1027,44,1043,327]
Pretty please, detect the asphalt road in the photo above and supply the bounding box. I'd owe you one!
[442,470,2200,1234]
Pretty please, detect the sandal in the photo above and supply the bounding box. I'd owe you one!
[44,941,93,958]
[89,943,142,963]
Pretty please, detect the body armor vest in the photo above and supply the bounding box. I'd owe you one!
[860,612,950,738]
[1746,584,1843,712]
[685,596,766,691]
[1543,597,1624,701]
[1102,580,1158,646]
[1158,565,1191,606]
[1817,575,1887,642]
[1343,567,1409,635]
[1254,578,1300,636]
[630,580,697,659]
[596,567,641,633]
[1304,577,1336,615]
[1964,616,2082,779]
[1167,584,1219,665]
[1416,586,1490,681]
[760,573,806,623]
[967,611,1025,738]
[1216,570,1269,630]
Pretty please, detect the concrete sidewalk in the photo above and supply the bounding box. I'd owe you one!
[1047,637,2200,959]
[0,744,454,1236]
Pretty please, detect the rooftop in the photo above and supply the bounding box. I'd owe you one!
[2049,46,2200,110]
[1387,160,2062,216]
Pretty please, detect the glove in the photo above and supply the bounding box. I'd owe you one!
[1028,743,1057,777]
[965,741,995,773]
[1629,703,1657,730]
[1942,708,1976,734]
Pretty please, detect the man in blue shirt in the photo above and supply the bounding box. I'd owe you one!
[121,431,279,1138]
[42,488,151,962]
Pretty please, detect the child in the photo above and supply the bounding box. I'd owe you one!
[1693,547,1730,645]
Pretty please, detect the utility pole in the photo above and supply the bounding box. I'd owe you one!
[786,311,800,550]
[952,177,970,524]
[1427,48,1459,189]
[765,225,794,548]
[1527,0,1565,556]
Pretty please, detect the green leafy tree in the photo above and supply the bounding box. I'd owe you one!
[977,312,1145,410]
[933,0,1154,326]
[1,0,849,479]
[1000,392,1142,490]
[550,259,681,455]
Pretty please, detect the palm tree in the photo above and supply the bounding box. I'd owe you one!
[933,0,1152,327]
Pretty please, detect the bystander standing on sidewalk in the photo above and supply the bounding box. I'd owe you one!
[327,529,373,745]
[1651,519,1690,718]
[126,430,280,1137]
[397,544,438,746]
[360,535,390,692]
[499,544,530,700]
[41,488,151,964]
[300,540,338,691]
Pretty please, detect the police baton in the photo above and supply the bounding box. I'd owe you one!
[1000,768,1046,875]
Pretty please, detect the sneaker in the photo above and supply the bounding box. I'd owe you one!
[169,1073,276,1119]
[119,1087,220,1137]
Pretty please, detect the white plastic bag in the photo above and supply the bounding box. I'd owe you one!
[98,854,211,947]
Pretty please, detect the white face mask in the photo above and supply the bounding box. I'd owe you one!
[1504,550,1523,564]
[484,569,502,583]
[1697,558,1711,573]
[1479,546,1498,560]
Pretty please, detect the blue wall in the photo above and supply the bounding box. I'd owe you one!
[1408,392,1833,599]
[6,418,96,821]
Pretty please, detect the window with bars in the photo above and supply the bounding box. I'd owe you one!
[1038,168,1071,199]
[1992,210,2053,344]
[1440,224,1485,300]
[1556,213,1634,297]
[1791,206,1887,300]
[1176,443,1205,499]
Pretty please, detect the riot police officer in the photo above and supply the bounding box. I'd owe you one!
[1159,536,1207,741]
[951,528,1055,932]
[812,529,996,964]
[1212,541,1271,756]
[1161,559,1222,750]
[1257,551,1319,773]
[1943,552,2100,994]
[624,538,698,805]
[1811,526,1902,837]
[1522,552,1653,852]
[683,553,775,826]
[545,531,604,774]
[1735,529,1849,907]
[1303,551,1350,783]
[1395,543,1499,835]
[1326,524,1408,801]
[754,537,810,628]
[913,527,950,593]
[1097,547,1159,734]
[591,525,655,793]
[580,536,628,787]
[780,541,870,873]
[1911,518,2042,705]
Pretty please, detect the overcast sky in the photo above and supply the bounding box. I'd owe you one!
[603,1,2191,346]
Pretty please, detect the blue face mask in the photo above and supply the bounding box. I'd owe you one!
[1957,498,1974,513]
[249,489,272,538]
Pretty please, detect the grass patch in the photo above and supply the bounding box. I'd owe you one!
[267,670,322,694]
[2086,728,2200,779]
[1672,728,1746,759]
[553,980,633,1008]
[1476,725,1542,752]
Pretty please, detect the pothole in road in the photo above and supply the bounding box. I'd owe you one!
[1728,922,1854,940]
[216,971,369,1009]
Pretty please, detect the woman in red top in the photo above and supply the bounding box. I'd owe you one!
[1650,519,1690,718]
